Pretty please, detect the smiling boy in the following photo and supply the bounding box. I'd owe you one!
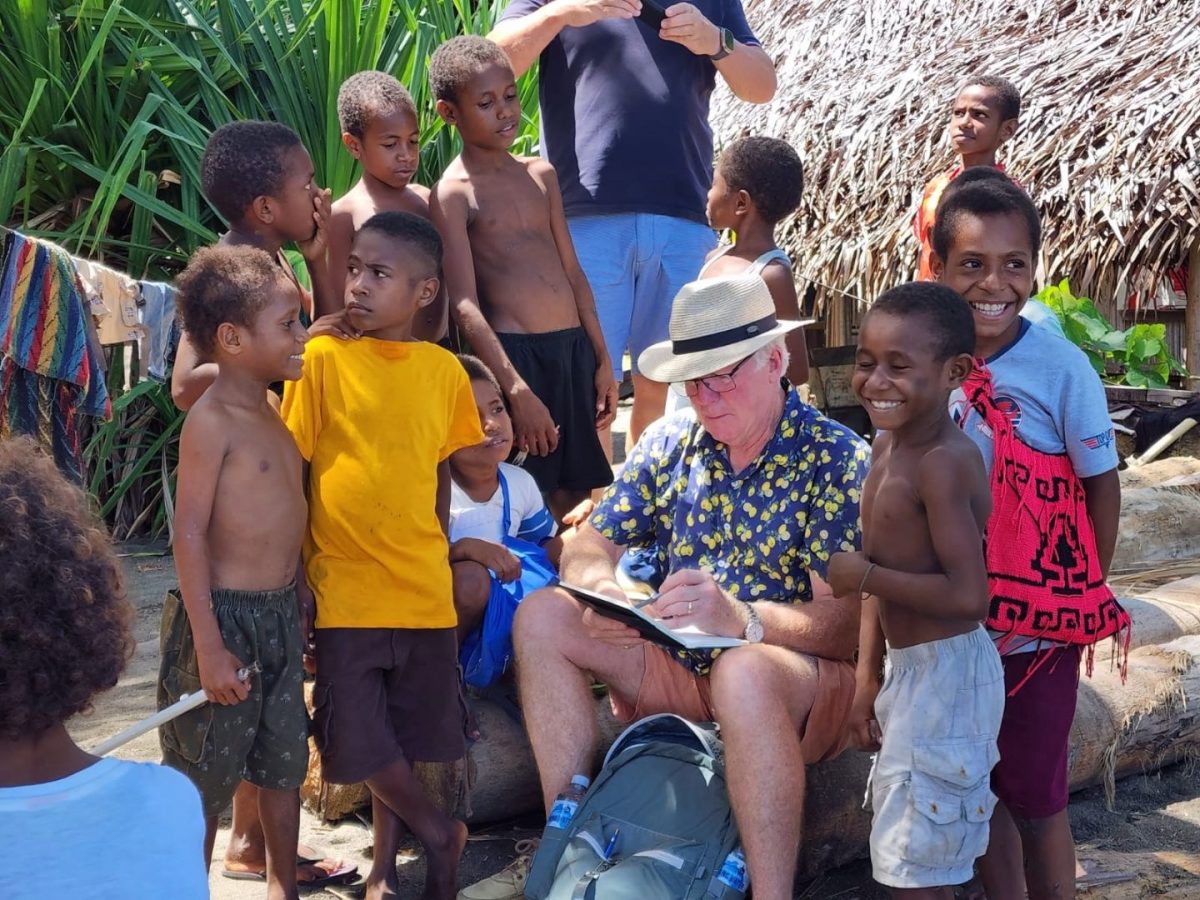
[932,171,1126,900]
[830,283,1001,895]
[429,36,616,520]
[914,76,1021,281]
[164,245,312,900]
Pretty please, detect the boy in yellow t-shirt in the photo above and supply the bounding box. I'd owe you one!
[282,212,483,900]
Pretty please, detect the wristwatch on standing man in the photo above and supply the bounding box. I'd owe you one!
[710,26,734,61]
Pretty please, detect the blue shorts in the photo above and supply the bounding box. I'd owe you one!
[567,213,715,380]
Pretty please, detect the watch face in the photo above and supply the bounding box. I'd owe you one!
[747,620,764,643]
[722,28,735,52]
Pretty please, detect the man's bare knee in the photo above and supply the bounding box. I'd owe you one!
[709,645,817,724]
[514,587,583,648]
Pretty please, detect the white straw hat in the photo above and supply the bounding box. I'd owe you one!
[637,274,811,384]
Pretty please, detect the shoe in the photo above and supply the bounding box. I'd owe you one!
[457,839,538,900]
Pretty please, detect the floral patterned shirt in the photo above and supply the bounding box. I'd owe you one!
[591,387,869,674]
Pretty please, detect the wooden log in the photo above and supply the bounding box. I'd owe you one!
[1114,487,1200,570]
[301,691,622,825]
[1185,240,1200,383]
[1096,579,1200,661]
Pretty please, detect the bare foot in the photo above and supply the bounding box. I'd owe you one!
[421,818,468,900]
[364,881,399,900]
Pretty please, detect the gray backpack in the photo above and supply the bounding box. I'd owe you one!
[524,714,747,900]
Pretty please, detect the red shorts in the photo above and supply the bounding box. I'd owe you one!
[992,645,1081,819]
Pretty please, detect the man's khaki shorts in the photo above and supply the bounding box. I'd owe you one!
[609,643,856,763]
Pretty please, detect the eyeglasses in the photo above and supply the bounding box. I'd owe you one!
[683,354,754,396]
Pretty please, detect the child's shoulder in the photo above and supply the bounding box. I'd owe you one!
[1000,319,1097,384]
[498,460,541,493]
[333,181,430,223]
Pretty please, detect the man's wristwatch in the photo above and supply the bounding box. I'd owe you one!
[742,603,764,643]
[710,27,734,61]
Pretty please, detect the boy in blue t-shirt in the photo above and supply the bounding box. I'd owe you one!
[932,168,1121,900]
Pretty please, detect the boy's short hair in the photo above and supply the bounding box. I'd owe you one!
[429,35,511,104]
[338,71,418,138]
[175,245,285,360]
[961,75,1021,121]
[0,437,133,741]
[359,211,443,275]
[201,121,303,224]
[931,170,1042,262]
[869,282,976,361]
[719,136,804,225]
[457,354,502,394]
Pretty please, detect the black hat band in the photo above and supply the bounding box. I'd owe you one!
[671,313,778,354]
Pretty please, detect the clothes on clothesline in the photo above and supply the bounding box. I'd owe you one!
[73,256,180,384]
[75,257,145,346]
[139,280,177,384]
[0,228,110,481]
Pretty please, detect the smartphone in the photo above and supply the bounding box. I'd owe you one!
[638,0,667,32]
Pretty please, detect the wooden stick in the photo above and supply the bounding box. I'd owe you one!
[1187,241,1200,381]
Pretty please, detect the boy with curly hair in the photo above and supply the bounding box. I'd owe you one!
[162,245,312,900]
[328,71,445,342]
[0,437,208,899]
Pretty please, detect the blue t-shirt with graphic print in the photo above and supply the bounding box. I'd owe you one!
[497,0,760,224]
[951,319,1118,479]
[591,387,869,674]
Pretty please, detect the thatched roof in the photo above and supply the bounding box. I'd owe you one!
[711,0,1200,320]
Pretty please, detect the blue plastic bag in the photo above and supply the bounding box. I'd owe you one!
[459,473,558,687]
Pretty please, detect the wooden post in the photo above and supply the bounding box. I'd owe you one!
[1186,240,1200,384]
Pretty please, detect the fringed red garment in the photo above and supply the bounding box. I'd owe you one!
[963,364,1130,693]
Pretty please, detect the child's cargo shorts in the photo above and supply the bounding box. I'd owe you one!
[157,587,310,817]
[868,626,1004,889]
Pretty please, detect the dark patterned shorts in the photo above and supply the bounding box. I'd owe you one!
[157,586,309,818]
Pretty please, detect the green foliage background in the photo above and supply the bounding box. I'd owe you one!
[1037,280,1186,390]
[0,0,540,537]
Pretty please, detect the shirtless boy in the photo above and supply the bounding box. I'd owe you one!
[429,35,616,518]
[162,246,311,900]
[829,282,1003,897]
[328,71,445,342]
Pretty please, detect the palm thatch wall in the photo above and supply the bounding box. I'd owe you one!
[712,0,1200,334]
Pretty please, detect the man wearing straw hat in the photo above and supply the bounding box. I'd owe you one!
[511,275,869,899]
[488,0,777,457]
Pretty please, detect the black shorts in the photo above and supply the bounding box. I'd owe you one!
[312,627,465,785]
[497,327,614,494]
[158,587,309,817]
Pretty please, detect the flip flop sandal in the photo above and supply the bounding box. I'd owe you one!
[222,859,360,889]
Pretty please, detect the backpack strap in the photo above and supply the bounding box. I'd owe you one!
[499,468,512,535]
[569,859,617,900]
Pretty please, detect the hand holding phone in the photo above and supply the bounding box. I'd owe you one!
[637,0,667,32]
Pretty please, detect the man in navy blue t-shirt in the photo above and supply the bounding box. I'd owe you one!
[488,0,776,455]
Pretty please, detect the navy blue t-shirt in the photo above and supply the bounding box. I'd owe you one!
[498,0,759,223]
